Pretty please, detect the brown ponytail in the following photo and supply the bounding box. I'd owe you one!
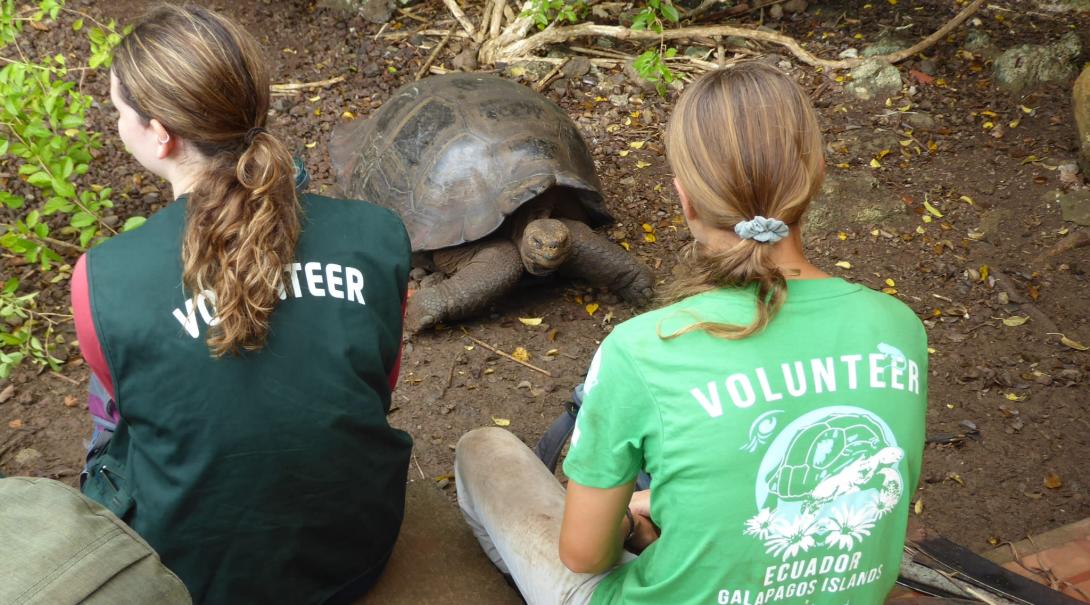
[661,61,824,340]
[112,5,300,356]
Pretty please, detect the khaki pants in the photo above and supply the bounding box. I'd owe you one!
[454,427,635,605]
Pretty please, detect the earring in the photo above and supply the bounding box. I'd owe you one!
[157,134,170,145]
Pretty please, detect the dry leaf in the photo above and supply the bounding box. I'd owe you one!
[518,317,543,326]
[511,347,530,362]
[585,303,600,316]
[635,161,651,169]
[882,287,898,295]
[628,141,645,149]
[63,395,78,407]
[979,265,989,282]
[305,142,317,149]
[509,66,526,77]
[959,195,974,205]
[923,201,943,218]
[1048,333,1089,351]
[1004,393,1025,401]
[644,233,656,243]
[922,215,933,223]
[835,261,852,269]
[1000,316,1028,327]
[884,278,896,287]
[642,223,654,233]
[492,417,511,427]
[837,232,848,241]
[869,158,881,168]
[1043,473,1063,489]
[618,150,630,157]
[341,110,355,119]
[914,499,923,515]
[877,149,892,159]
[8,419,23,429]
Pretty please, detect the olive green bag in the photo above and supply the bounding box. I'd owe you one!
[0,477,191,605]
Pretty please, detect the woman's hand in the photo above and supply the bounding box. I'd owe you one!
[625,512,660,554]
[628,489,651,518]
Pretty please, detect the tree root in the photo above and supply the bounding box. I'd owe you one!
[477,0,985,70]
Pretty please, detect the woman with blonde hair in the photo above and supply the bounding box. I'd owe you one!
[71,5,411,602]
[455,61,927,604]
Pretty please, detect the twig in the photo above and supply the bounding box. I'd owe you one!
[533,57,568,92]
[379,29,472,40]
[481,0,985,69]
[443,0,477,38]
[477,0,494,43]
[270,76,345,94]
[411,450,426,480]
[49,371,79,385]
[569,45,633,60]
[464,335,553,377]
[417,28,454,80]
[396,8,428,23]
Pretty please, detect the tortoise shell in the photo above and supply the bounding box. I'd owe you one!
[767,413,887,501]
[330,73,611,252]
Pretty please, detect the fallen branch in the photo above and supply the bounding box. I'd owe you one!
[1036,229,1090,262]
[270,76,345,94]
[479,0,985,70]
[416,28,454,80]
[464,334,553,377]
[533,57,568,91]
[443,0,477,39]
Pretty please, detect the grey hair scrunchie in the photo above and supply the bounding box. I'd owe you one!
[734,216,789,243]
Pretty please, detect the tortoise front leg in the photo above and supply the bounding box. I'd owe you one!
[557,219,654,306]
[405,240,524,333]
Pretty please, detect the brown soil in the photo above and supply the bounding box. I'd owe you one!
[1,0,1088,554]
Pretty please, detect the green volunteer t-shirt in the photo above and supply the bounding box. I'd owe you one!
[563,278,927,605]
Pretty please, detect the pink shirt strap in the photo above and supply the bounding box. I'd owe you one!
[72,254,115,403]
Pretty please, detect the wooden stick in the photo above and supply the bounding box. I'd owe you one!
[477,0,494,43]
[443,0,477,38]
[482,0,985,69]
[49,371,79,385]
[270,76,345,94]
[379,29,472,40]
[533,57,568,91]
[464,335,553,377]
[416,28,454,80]
[489,0,506,39]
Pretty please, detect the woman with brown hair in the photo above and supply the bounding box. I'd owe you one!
[70,5,411,603]
[455,61,928,604]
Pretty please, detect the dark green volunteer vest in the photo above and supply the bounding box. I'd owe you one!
[82,193,413,604]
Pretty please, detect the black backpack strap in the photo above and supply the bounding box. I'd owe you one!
[534,385,584,473]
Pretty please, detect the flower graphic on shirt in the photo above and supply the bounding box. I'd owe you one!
[744,507,777,539]
[822,505,876,550]
[764,513,818,560]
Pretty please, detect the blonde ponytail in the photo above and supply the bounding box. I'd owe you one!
[661,61,824,340]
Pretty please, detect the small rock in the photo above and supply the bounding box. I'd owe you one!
[768,3,784,19]
[838,48,859,60]
[561,56,591,78]
[861,33,908,58]
[1058,190,1090,226]
[1075,65,1090,175]
[16,391,33,406]
[683,46,711,59]
[362,62,383,78]
[916,59,938,75]
[436,478,450,489]
[964,30,1000,61]
[452,48,478,71]
[14,447,41,466]
[994,32,1081,93]
[0,384,14,404]
[609,93,630,108]
[782,0,808,13]
[102,214,120,228]
[806,173,907,234]
[409,267,428,281]
[360,0,394,24]
[904,112,936,131]
[977,208,1013,244]
[848,60,902,101]
[997,291,1010,305]
[516,380,532,389]
[594,37,616,49]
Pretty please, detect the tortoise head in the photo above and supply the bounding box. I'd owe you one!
[520,218,571,276]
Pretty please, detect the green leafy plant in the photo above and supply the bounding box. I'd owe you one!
[522,0,587,30]
[0,0,130,378]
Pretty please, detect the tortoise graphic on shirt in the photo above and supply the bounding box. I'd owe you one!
[745,406,905,561]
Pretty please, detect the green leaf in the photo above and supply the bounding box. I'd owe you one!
[122,216,147,232]
[72,18,83,31]
[70,211,96,228]
[26,170,51,188]
[661,2,679,22]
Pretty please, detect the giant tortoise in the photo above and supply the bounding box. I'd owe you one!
[330,73,654,333]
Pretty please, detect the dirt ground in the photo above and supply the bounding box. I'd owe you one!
[1,0,1088,553]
